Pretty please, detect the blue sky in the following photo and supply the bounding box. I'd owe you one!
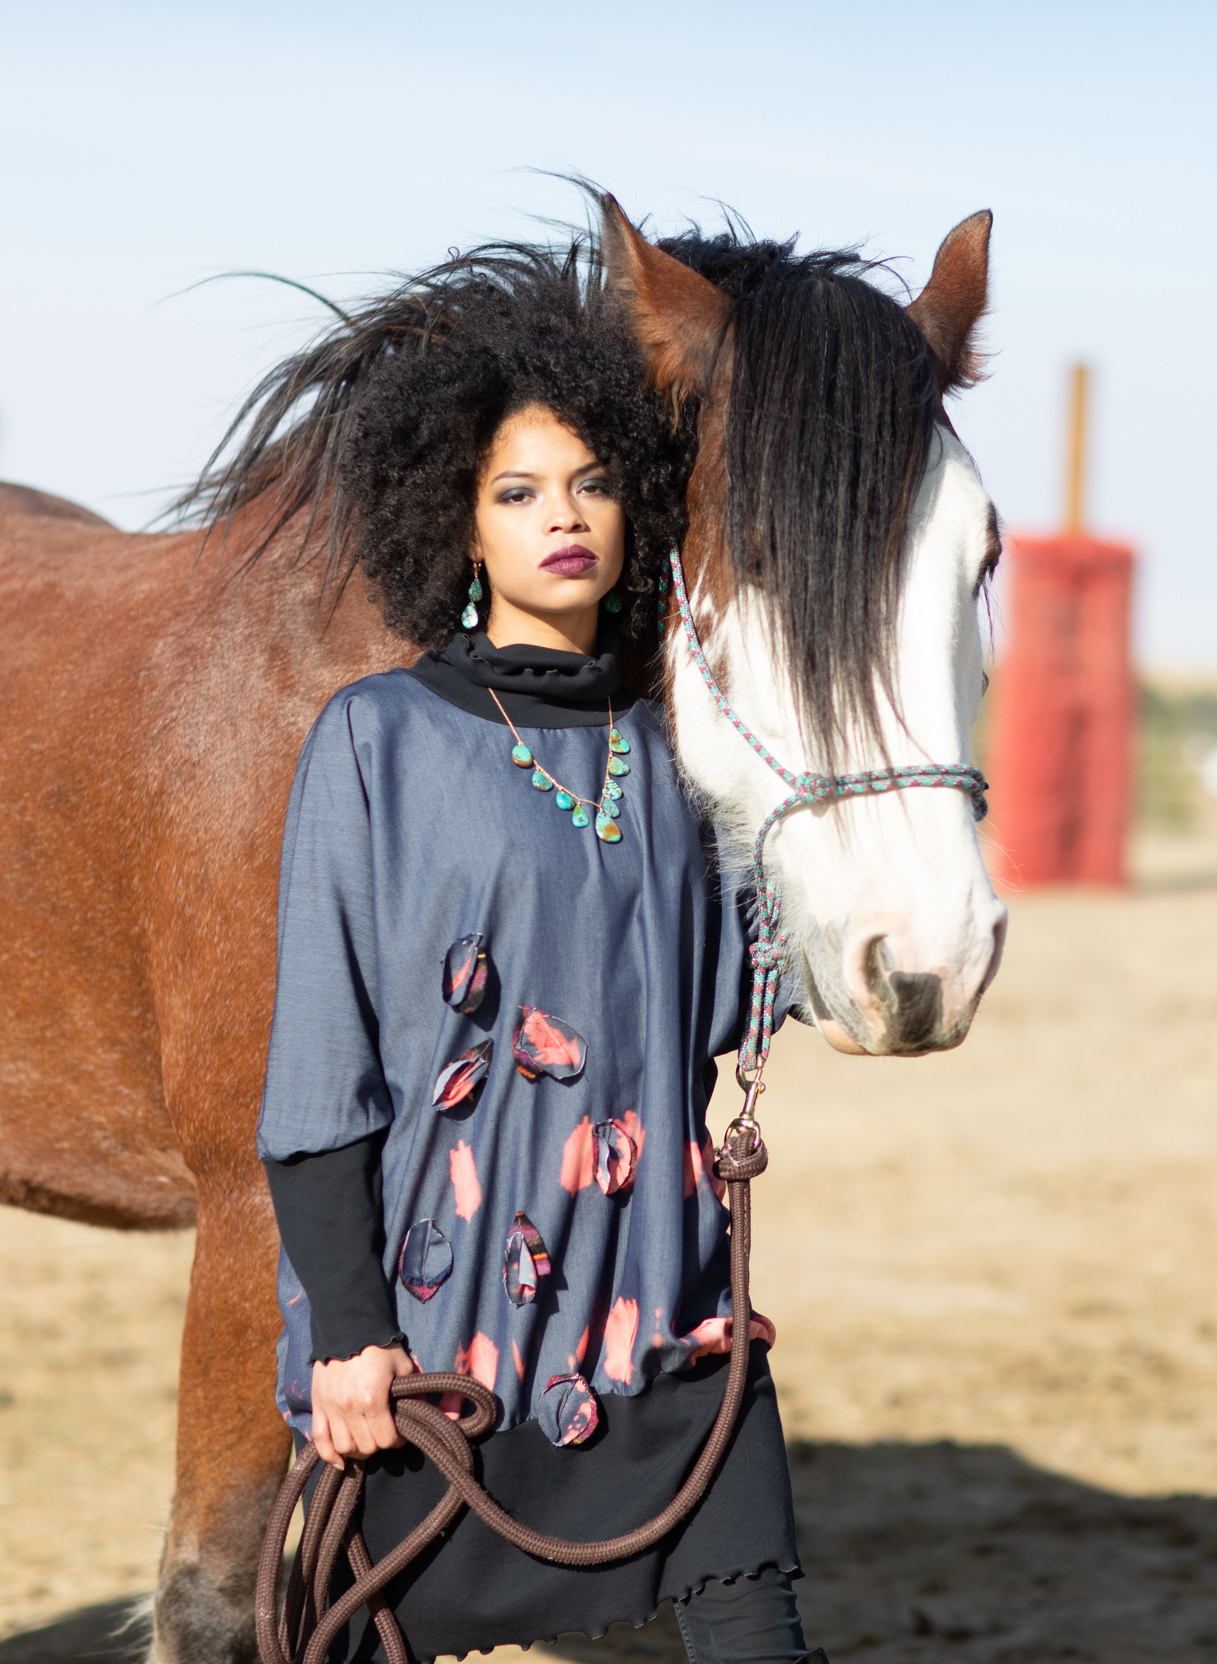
[2,0,1214,665]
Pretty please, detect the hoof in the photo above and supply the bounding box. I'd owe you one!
[153,1552,259,1664]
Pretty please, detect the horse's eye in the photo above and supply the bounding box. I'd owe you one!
[981,670,991,697]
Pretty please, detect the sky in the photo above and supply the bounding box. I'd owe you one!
[2,0,1214,667]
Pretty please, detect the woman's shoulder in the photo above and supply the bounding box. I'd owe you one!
[293,668,463,788]
[308,666,460,743]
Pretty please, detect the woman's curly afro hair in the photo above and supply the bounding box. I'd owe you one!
[177,241,693,648]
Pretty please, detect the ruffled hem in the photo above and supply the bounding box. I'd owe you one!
[425,1559,804,1661]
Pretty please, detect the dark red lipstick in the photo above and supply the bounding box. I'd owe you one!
[540,544,598,577]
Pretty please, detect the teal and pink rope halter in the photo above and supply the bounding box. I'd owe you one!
[664,540,988,1100]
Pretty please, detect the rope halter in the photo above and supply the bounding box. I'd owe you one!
[663,540,988,1095]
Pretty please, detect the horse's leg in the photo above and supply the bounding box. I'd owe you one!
[154,1175,290,1664]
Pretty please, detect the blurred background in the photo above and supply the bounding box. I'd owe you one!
[2,2,1215,1659]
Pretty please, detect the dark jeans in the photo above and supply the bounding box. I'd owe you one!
[673,1566,827,1664]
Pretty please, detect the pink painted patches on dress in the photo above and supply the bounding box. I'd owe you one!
[603,1297,639,1383]
[682,1311,778,1363]
[449,1140,482,1220]
[684,1133,725,1200]
[538,1373,600,1447]
[442,934,489,1013]
[567,1324,590,1372]
[592,1121,636,1196]
[683,1139,703,1199]
[432,1040,493,1110]
[512,1007,587,1082]
[702,1131,725,1200]
[512,1339,526,1381]
[618,1110,646,1164]
[454,1332,499,1393]
[558,1116,595,1194]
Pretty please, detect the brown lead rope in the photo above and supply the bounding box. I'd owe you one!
[255,1121,769,1664]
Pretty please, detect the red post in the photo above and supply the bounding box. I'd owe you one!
[985,535,1135,887]
[984,364,1137,888]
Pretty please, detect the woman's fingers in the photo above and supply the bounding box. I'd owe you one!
[311,1343,415,1464]
[311,1404,344,1471]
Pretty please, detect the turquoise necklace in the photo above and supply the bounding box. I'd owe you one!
[487,688,630,845]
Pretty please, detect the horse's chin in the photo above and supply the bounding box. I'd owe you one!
[814,1012,975,1057]
[815,1018,870,1056]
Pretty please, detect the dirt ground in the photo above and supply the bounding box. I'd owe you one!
[2,831,1217,1662]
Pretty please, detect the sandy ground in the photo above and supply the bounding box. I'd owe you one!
[2,831,1217,1660]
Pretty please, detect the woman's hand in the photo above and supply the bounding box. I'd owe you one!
[311,1343,415,1470]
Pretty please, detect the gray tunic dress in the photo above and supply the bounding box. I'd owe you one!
[258,639,800,1659]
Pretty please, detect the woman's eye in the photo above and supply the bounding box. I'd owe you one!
[496,488,533,505]
[578,477,612,497]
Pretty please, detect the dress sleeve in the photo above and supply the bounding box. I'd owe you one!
[257,695,396,1161]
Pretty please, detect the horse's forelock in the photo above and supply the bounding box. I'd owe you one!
[680,244,939,768]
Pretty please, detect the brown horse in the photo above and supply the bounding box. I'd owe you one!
[0,200,996,1664]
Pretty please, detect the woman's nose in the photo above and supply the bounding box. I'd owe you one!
[548,494,587,533]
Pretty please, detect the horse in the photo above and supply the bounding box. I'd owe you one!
[0,199,1002,1664]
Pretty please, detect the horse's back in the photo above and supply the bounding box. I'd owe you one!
[0,511,403,1226]
[0,480,115,527]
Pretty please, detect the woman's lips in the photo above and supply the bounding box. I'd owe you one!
[540,545,598,577]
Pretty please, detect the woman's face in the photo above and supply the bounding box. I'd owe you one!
[472,404,626,653]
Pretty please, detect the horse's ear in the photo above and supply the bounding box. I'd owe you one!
[907,210,992,395]
[600,194,731,401]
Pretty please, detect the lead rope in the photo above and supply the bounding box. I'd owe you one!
[255,546,988,1664]
[255,1122,766,1664]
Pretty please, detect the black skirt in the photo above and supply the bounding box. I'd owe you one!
[314,1341,800,1661]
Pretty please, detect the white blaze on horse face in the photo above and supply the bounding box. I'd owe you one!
[670,428,1007,1056]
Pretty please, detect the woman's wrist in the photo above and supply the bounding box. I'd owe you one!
[313,1329,407,1366]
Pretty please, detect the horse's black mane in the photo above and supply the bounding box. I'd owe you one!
[661,230,939,760]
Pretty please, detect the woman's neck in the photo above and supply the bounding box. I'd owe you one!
[485,597,599,656]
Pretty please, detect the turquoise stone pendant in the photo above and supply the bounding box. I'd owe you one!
[608,757,630,777]
[468,573,483,602]
[604,781,623,801]
[609,729,630,754]
[461,601,479,629]
[554,790,574,811]
[595,812,623,843]
[604,799,620,818]
[532,769,553,791]
[511,743,533,768]
[571,806,590,829]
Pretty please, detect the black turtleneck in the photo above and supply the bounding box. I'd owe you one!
[404,627,639,728]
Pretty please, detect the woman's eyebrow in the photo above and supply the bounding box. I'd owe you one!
[489,463,603,484]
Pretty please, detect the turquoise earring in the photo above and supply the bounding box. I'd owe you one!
[602,589,623,615]
[462,562,483,631]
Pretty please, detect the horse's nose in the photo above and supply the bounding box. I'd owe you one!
[850,934,944,1051]
[843,911,1005,1053]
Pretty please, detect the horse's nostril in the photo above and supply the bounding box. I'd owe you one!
[982,906,1009,993]
[887,971,944,1049]
[862,935,894,1002]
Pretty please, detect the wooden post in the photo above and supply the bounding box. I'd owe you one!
[1064,363,1089,533]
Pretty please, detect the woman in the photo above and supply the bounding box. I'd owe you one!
[250,244,822,1664]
